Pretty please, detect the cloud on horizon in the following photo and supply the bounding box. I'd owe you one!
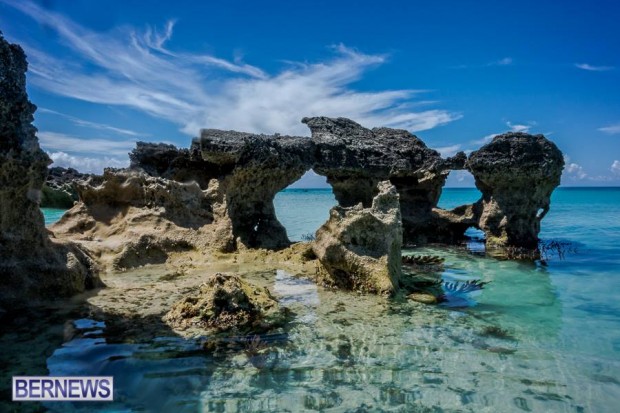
[38,131,137,157]
[47,151,129,173]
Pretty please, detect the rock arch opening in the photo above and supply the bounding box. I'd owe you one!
[437,171,481,210]
[273,170,337,242]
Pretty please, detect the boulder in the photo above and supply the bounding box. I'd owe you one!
[303,116,462,244]
[312,181,403,295]
[198,129,314,250]
[466,132,564,249]
[163,272,287,333]
[0,32,100,306]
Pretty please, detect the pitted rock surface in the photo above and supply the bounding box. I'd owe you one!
[0,33,100,306]
[303,116,463,244]
[466,132,564,248]
[199,129,315,250]
[312,181,403,295]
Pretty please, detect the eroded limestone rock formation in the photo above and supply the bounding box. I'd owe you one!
[466,132,564,249]
[303,116,464,244]
[312,181,403,295]
[0,33,100,306]
[199,129,314,250]
[129,141,217,189]
[41,167,93,208]
[50,167,214,270]
[163,272,287,334]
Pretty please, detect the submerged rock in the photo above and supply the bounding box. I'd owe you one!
[199,129,314,250]
[312,181,403,295]
[407,292,438,305]
[163,272,287,333]
[303,116,461,244]
[0,32,100,306]
[466,132,564,249]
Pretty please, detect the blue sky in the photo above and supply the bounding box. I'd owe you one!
[1,0,619,187]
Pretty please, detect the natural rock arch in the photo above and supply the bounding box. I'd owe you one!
[272,170,336,242]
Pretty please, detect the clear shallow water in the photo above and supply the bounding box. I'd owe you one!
[29,188,620,412]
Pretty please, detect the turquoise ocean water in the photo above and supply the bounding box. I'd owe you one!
[30,188,620,412]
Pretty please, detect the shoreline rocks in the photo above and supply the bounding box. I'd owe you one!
[41,167,93,208]
[199,129,314,250]
[50,167,214,270]
[0,32,100,307]
[1,30,567,307]
[466,132,564,249]
[312,181,403,295]
[163,272,287,334]
[303,116,466,245]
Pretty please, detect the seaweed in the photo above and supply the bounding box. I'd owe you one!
[539,239,578,261]
[244,334,268,357]
[402,254,445,266]
[300,232,316,241]
[478,325,516,341]
[442,279,489,294]
[501,239,578,262]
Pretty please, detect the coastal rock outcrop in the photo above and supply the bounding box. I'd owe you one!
[303,116,463,244]
[129,141,217,189]
[312,181,403,295]
[0,32,100,306]
[41,167,93,208]
[199,129,314,250]
[163,272,287,334]
[466,132,564,249]
[50,167,214,269]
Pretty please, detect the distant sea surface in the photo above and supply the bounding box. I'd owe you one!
[36,187,620,412]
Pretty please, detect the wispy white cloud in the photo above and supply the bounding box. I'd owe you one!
[38,132,136,157]
[436,144,462,158]
[453,57,514,69]
[507,121,536,133]
[612,160,620,175]
[5,0,460,139]
[490,57,513,66]
[47,151,129,174]
[575,63,614,72]
[38,108,143,136]
[598,123,620,135]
